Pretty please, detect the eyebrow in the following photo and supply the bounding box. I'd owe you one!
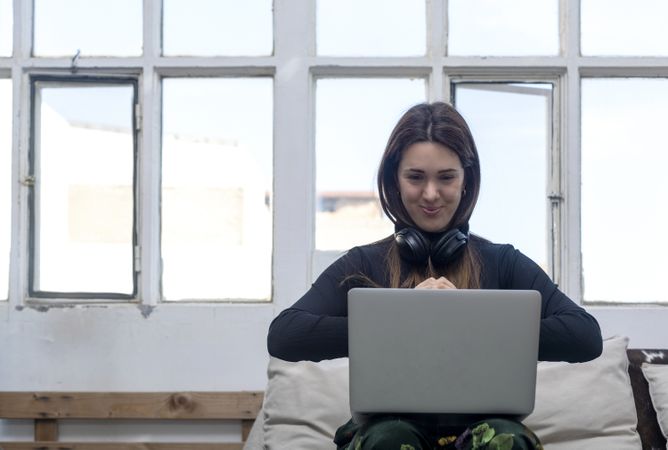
[403,168,460,174]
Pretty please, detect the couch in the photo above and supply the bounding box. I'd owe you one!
[244,336,668,449]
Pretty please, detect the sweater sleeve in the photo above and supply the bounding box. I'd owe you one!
[498,245,603,363]
[267,248,365,362]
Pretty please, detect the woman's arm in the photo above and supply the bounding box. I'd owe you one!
[499,245,603,363]
[267,248,366,362]
[267,287,349,362]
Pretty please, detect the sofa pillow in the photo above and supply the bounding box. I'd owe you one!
[641,363,668,441]
[263,357,349,449]
[524,335,641,449]
[262,336,640,450]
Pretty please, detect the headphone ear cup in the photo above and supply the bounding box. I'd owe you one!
[395,228,430,263]
[431,229,468,266]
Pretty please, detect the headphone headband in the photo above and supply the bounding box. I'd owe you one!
[394,227,469,265]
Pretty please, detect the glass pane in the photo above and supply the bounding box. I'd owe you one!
[315,78,425,250]
[0,0,11,56]
[162,78,272,301]
[33,0,142,57]
[448,0,559,56]
[163,0,272,56]
[34,82,135,294]
[581,0,668,56]
[0,79,11,300]
[317,0,426,56]
[455,83,552,271]
[582,79,668,303]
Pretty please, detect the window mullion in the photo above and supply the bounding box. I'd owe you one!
[273,0,316,310]
[563,67,582,303]
[137,70,160,306]
[14,0,31,60]
[428,0,445,101]
[547,80,561,285]
[559,0,581,302]
[144,0,161,60]
[6,76,21,307]
[560,0,581,59]
[137,0,162,306]
[10,0,31,307]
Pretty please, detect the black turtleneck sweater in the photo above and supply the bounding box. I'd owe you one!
[267,235,602,364]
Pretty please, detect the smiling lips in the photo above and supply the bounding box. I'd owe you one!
[421,206,442,216]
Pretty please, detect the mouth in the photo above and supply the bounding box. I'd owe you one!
[420,206,442,216]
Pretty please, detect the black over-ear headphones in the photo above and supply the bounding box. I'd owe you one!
[394,227,469,265]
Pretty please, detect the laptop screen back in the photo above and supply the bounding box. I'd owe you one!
[348,288,541,419]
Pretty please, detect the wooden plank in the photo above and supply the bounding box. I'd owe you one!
[0,443,243,450]
[34,418,58,440]
[0,392,263,420]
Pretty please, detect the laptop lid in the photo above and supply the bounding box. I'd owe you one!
[348,288,541,420]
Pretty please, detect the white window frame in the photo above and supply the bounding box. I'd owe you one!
[27,74,141,301]
[309,0,668,346]
[0,0,665,346]
[449,79,560,283]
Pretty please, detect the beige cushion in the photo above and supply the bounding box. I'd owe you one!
[262,336,640,450]
[263,357,350,449]
[642,362,668,441]
[524,336,640,449]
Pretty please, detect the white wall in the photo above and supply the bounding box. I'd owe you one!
[0,304,273,391]
[0,301,275,440]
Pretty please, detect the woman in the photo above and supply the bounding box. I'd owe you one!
[267,102,602,450]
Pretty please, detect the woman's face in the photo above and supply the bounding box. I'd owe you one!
[397,141,465,233]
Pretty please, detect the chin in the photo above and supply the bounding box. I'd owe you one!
[416,222,449,233]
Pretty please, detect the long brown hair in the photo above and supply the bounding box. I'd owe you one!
[378,102,482,289]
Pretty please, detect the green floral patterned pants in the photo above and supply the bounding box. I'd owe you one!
[334,416,543,450]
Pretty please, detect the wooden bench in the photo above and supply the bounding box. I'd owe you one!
[0,391,264,450]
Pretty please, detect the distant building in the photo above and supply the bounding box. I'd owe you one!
[317,191,379,213]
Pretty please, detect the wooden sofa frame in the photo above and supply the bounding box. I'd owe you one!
[0,391,263,450]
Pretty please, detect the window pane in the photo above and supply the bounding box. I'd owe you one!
[0,79,10,300]
[315,78,425,251]
[162,78,272,301]
[448,0,559,56]
[163,0,272,56]
[582,0,668,56]
[33,82,135,295]
[33,0,142,57]
[0,0,11,56]
[455,83,552,271]
[317,0,426,56]
[582,79,668,303]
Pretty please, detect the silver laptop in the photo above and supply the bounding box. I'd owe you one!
[348,288,541,422]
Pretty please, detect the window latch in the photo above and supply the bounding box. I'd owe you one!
[70,49,81,73]
[548,192,563,205]
[21,175,36,187]
[134,245,141,273]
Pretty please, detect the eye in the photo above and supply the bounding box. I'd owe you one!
[404,172,423,181]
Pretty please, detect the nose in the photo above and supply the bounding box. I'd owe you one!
[422,180,439,202]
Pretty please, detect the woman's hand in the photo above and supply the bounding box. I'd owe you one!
[415,276,457,290]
